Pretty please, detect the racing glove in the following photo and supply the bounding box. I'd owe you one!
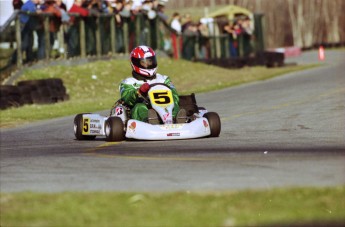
[139,83,150,95]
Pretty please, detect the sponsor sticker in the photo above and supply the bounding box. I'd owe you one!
[90,129,100,134]
[167,133,180,137]
[159,124,183,130]
[128,121,136,133]
[116,107,123,116]
[203,120,209,128]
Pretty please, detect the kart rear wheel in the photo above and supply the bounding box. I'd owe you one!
[74,114,96,140]
[105,117,125,141]
[204,112,221,137]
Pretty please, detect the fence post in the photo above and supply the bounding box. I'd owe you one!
[176,35,181,59]
[79,18,86,58]
[135,15,141,46]
[224,35,229,58]
[58,25,67,59]
[123,20,129,53]
[43,15,50,60]
[194,36,200,60]
[254,13,265,52]
[15,15,23,67]
[156,18,161,50]
[95,16,101,57]
[110,15,116,55]
[238,35,244,57]
[211,21,217,59]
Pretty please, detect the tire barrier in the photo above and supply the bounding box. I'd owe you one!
[0,78,69,110]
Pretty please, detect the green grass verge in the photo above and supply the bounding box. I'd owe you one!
[1,186,344,227]
[0,58,317,128]
[0,48,14,68]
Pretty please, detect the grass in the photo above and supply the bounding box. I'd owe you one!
[1,186,344,226]
[0,48,14,68]
[0,58,317,128]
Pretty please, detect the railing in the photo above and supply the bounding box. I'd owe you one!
[1,11,261,68]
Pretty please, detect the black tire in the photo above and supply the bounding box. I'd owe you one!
[45,78,63,88]
[0,85,22,108]
[18,85,34,104]
[105,117,125,142]
[17,79,46,87]
[204,112,221,137]
[74,114,96,140]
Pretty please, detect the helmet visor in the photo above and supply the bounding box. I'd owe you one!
[132,56,157,69]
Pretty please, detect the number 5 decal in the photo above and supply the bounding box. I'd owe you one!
[83,117,90,134]
[149,90,173,106]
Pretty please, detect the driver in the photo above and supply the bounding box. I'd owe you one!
[119,45,186,124]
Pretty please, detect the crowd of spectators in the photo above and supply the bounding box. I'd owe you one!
[12,0,253,63]
[223,15,253,57]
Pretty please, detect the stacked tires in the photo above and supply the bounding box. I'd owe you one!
[0,78,69,110]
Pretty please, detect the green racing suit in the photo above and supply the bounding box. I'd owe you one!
[119,73,180,122]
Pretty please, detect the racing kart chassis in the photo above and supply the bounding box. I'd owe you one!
[74,85,221,141]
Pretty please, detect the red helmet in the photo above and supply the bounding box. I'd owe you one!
[130,45,157,78]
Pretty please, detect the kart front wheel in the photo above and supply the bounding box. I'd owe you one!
[74,114,96,140]
[204,112,221,137]
[105,117,125,141]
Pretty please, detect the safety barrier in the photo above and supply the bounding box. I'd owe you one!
[0,78,68,109]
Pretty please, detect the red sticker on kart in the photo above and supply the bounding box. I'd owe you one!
[167,133,180,137]
[203,120,209,128]
[129,121,136,132]
[115,107,123,115]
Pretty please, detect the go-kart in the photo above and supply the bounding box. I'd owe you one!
[74,83,221,141]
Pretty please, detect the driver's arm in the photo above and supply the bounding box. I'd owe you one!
[119,82,139,107]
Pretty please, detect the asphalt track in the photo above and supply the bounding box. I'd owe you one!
[1,50,344,192]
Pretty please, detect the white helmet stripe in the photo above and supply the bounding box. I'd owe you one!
[139,45,150,52]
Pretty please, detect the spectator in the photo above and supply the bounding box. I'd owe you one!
[170,12,181,59]
[99,0,113,55]
[12,0,23,10]
[170,12,181,34]
[113,0,125,53]
[56,0,66,11]
[241,16,253,57]
[123,0,138,51]
[197,22,210,59]
[140,0,157,48]
[42,0,62,58]
[154,1,168,22]
[56,0,70,23]
[154,1,168,50]
[181,13,192,33]
[83,0,101,56]
[19,0,42,62]
[131,0,142,11]
[224,20,241,57]
[67,0,89,57]
[181,14,198,60]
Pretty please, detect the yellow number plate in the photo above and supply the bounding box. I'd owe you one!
[149,90,173,106]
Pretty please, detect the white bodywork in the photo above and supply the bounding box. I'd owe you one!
[125,118,210,140]
[79,84,212,140]
[79,113,211,140]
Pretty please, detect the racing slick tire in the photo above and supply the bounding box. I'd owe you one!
[204,112,221,137]
[74,114,96,140]
[105,117,125,142]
